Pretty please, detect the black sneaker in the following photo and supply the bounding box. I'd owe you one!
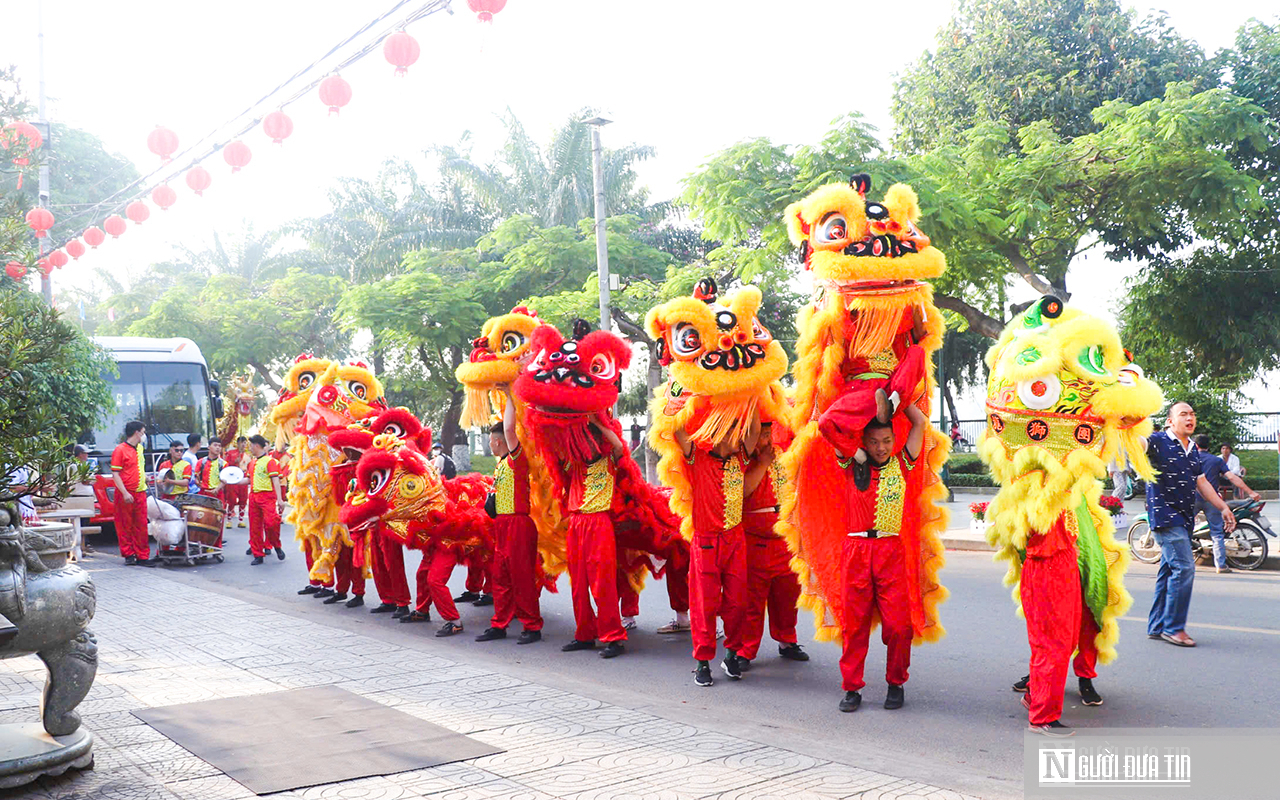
[124,555,137,566]
[275,547,286,561]
[694,661,713,687]
[475,627,507,642]
[298,585,321,596]
[369,602,396,614]
[1013,674,1031,693]
[322,592,348,605]
[391,605,410,619]
[400,610,430,623]
[453,591,480,603]
[435,621,464,637]
[599,641,625,659]
[1029,720,1074,737]
[136,557,157,567]
[245,548,253,556]
[1079,677,1103,706]
[561,639,595,652]
[314,588,335,599]
[721,650,743,680]
[737,657,753,673]
[884,684,905,710]
[251,556,264,565]
[839,691,862,712]
[345,595,364,609]
[473,594,494,607]
[517,630,541,645]
[778,643,809,662]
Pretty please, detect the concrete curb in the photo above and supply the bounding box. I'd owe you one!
[942,533,996,552]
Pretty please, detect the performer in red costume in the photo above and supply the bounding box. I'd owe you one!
[323,457,367,609]
[223,436,249,527]
[242,434,287,565]
[737,423,807,670]
[677,413,773,687]
[370,530,411,617]
[110,420,153,566]
[822,401,928,713]
[195,439,226,499]
[475,386,544,644]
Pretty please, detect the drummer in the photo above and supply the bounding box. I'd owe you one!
[197,440,226,500]
[157,441,191,500]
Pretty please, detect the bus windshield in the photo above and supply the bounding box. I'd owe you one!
[86,362,216,456]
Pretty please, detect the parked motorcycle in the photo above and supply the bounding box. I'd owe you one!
[1128,498,1271,570]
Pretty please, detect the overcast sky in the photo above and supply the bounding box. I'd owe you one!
[2,0,1273,413]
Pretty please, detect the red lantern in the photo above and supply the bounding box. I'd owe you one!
[262,110,294,144]
[83,227,105,248]
[36,257,52,278]
[48,250,69,269]
[186,166,212,196]
[66,239,86,260]
[25,207,54,238]
[104,215,127,238]
[152,184,178,210]
[383,31,420,76]
[467,0,507,22]
[147,126,179,163]
[223,140,252,172]
[1,121,42,188]
[5,261,26,280]
[318,75,352,115]
[126,201,150,225]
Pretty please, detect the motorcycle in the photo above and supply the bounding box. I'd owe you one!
[1128,498,1271,570]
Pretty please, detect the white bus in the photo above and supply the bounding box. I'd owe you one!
[85,337,224,469]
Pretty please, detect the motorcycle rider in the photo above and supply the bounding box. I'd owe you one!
[1193,435,1261,575]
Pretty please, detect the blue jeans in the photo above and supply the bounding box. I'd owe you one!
[1148,525,1195,635]
[1194,498,1227,568]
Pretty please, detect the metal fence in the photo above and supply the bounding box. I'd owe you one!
[943,411,1279,451]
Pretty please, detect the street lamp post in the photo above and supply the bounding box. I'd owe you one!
[585,116,612,332]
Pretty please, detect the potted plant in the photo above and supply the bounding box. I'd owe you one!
[969,501,990,537]
[1098,494,1126,529]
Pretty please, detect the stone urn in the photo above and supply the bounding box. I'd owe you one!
[0,506,98,788]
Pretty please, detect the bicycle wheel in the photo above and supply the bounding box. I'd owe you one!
[1128,519,1160,564]
[1224,521,1268,571]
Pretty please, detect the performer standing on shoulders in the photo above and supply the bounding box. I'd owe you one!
[737,422,807,671]
[821,401,927,713]
[475,385,544,645]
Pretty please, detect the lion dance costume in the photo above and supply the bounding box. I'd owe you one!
[647,278,790,663]
[778,174,950,647]
[979,296,1162,729]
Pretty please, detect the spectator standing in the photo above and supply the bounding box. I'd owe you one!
[1145,403,1235,647]
[110,421,154,566]
[1220,445,1243,498]
[1194,435,1261,574]
[7,466,39,526]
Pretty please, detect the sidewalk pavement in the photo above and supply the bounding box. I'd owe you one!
[4,563,980,800]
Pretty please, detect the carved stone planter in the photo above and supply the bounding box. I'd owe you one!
[0,509,98,788]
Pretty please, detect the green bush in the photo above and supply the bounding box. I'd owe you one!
[945,473,996,487]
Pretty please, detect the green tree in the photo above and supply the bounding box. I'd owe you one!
[891,0,1214,153]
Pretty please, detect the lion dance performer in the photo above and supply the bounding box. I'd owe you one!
[979,296,1162,736]
[777,174,951,707]
[646,278,791,685]
[514,319,684,659]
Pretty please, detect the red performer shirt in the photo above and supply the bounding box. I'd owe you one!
[197,457,225,492]
[224,447,242,468]
[686,448,746,534]
[494,446,530,516]
[157,458,191,498]
[839,450,917,534]
[110,441,146,493]
[1025,514,1074,558]
[567,455,615,514]
[248,456,281,495]
[745,458,783,513]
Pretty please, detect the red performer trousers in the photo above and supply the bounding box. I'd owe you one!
[689,526,748,662]
[224,483,248,517]
[566,512,626,643]
[334,544,366,596]
[414,545,461,621]
[818,346,926,457]
[739,515,801,660]
[247,493,282,558]
[618,568,640,618]
[490,514,543,631]
[840,535,913,692]
[304,547,334,588]
[1021,547,1100,725]
[113,490,149,559]
[466,555,490,595]
[371,528,410,606]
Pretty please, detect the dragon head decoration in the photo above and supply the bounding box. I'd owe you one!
[645,277,788,447]
[298,360,387,436]
[340,434,448,546]
[455,306,547,429]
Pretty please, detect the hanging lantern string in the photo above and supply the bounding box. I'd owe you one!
[48,0,452,249]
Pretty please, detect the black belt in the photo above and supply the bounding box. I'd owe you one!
[848,529,896,538]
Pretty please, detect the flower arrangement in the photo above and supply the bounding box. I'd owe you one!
[1098,495,1124,516]
[969,501,989,521]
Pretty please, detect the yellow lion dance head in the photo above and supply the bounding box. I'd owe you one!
[454,306,547,429]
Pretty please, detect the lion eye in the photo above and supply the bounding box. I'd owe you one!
[589,354,617,380]
[751,317,771,342]
[297,371,316,391]
[1077,345,1107,376]
[817,214,849,244]
[500,331,525,354]
[672,323,702,357]
[346,381,368,400]
[368,469,390,495]
[383,423,405,438]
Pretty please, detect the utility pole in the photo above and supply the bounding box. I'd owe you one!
[585,116,612,332]
[37,0,52,306]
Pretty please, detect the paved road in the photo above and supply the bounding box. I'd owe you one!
[95,514,1280,800]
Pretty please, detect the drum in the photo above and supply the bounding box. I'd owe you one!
[182,502,224,547]
[174,492,222,511]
